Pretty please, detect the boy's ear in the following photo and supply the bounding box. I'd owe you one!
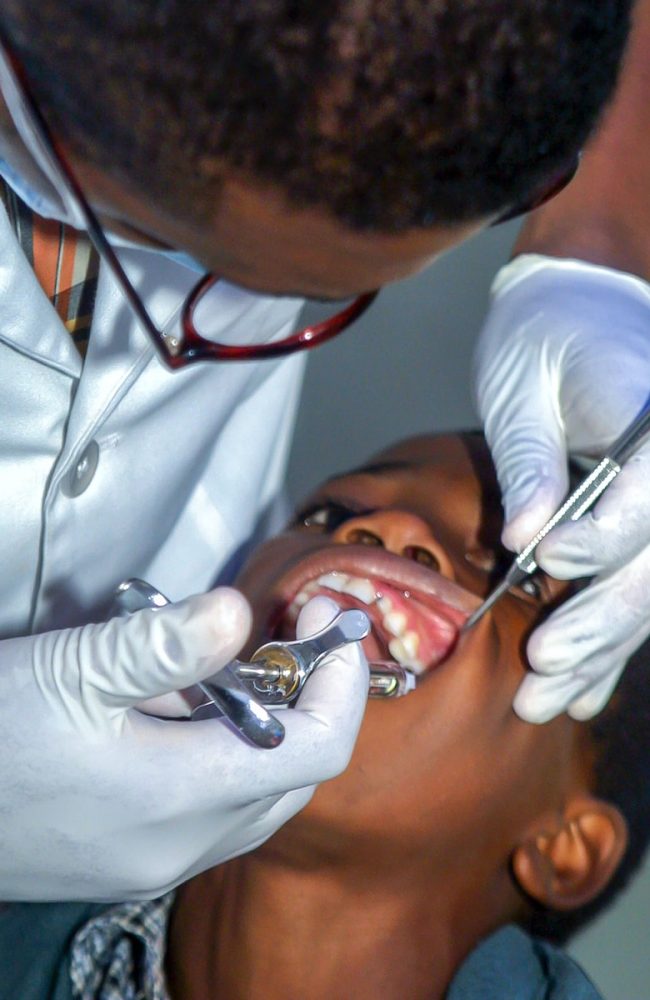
[512,798,628,911]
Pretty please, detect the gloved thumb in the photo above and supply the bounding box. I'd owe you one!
[292,594,368,743]
[477,350,569,552]
[474,255,575,553]
[62,587,252,712]
[484,407,569,553]
[501,470,566,553]
[295,593,341,640]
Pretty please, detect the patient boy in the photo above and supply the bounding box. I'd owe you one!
[4,433,650,999]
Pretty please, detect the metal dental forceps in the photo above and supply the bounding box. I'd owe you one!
[464,401,650,631]
[112,578,370,750]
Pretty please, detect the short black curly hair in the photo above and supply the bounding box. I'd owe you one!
[1,0,632,233]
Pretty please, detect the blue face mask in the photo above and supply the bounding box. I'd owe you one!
[0,154,74,221]
[101,233,207,274]
[158,249,208,275]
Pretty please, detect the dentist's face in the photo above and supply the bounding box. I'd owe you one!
[236,434,589,861]
[0,94,485,300]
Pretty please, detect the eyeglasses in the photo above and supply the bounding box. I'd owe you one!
[0,30,578,371]
[0,33,378,369]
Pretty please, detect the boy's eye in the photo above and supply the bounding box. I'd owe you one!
[299,500,367,533]
[515,574,544,601]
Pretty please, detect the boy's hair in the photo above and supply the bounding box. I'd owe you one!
[527,640,650,944]
[2,0,631,232]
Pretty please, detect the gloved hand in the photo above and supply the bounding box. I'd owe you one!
[0,588,368,900]
[474,253,650,723]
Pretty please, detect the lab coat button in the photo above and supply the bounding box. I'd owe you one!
[64,440,100,497]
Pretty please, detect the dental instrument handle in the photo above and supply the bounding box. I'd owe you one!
[463,456,620,631]
[464,400,650,631]
[111,578,286,748]
[462,566,528,631]
[244,610,371,703]
[608,398,650,466]
[271,609,370,681]
[198,671,285,750]
[509,455,622,576]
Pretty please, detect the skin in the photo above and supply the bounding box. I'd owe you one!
[0,93,484,300]
[516,0,650,282]
[166,434,625,1000]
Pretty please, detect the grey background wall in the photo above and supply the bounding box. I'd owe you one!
[286,221,650,999]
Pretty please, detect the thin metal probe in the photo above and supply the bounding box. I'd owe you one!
[463,399,650,632]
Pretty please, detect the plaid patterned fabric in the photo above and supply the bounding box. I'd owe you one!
[0,177,99,357]
[69,893,174,1000]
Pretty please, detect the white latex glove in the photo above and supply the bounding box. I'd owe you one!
[475,253,650,723]
[0,589,367,900]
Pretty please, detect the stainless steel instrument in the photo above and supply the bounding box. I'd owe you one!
[463,401,650,631]
[112,578,415,749]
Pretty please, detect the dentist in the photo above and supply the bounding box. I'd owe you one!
[0,0,632,901]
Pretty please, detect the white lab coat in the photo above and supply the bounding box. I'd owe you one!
[0,202,306,639]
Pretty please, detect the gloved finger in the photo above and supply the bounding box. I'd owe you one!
[136,690,196,719]
[567,666,627,721]
[517,656,625,725]
[128,596,365,810]
[501,471,568,555]
[175,784,317,886]
[526,557,650,677]
[294,594,369,726]
[474,331,568,552]
[537,448,650,577]
[513,669,588,724]
[48,587,252,711]
[162,668,363,804]
[295,593,341,639]
[210,784,317,866]
[481,392,568,552]
[270,658,367,788]
[243,595,368,794]
[157,596,368,802]
[554,284,650,455]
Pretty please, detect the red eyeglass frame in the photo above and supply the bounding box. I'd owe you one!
[0,29,578,370]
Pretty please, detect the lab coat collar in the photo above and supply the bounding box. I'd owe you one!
[0,204,82,376]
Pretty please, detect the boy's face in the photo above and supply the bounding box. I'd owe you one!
[236,434,590,865]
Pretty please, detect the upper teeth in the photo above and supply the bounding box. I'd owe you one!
[316,572,377,605]
[290,571,425,673]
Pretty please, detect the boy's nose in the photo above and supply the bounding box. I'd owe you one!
[331,510,455,578]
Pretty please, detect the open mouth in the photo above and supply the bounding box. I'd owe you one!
[273,548,476,676]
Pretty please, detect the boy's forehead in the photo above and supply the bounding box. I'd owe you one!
[371,432,489,469]
[341,433,498,498]
[316,433,504,552]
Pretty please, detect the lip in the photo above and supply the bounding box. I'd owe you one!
[264,544,482,672]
